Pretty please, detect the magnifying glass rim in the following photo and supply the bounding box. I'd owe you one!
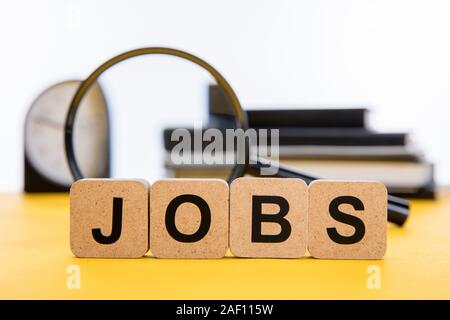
[64,47,249,184]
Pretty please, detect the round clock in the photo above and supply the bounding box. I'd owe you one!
[24,80,110,190]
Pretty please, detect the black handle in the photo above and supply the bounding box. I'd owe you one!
[246,156,409,226]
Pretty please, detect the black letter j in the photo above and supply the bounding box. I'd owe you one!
[92,197,123,244]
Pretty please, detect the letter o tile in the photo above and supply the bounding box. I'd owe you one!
[150,179,229,259]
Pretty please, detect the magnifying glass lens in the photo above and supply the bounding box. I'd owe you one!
[74,54,239,183]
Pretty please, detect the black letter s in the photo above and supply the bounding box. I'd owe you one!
[327,196,365,244]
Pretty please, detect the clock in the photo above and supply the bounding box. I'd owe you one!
[24,80,110,192]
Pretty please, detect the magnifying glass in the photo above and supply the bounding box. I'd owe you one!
[64,47,409,226]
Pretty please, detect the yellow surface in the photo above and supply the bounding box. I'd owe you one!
[0,193,449,299]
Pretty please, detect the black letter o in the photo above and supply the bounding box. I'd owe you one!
[165,194,211,243]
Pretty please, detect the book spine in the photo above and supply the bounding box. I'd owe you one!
[246,109,366,128]
[273,131,406,146]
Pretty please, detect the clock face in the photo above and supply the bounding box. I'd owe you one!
[24,80,109,187]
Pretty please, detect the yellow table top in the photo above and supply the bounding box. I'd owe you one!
[0,193,449,300]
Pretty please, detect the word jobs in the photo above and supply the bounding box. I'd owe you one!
[70,178,387,260]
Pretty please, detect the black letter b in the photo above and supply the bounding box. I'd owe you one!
[252,195,291,243]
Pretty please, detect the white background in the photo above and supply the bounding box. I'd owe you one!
[1,0,450,191]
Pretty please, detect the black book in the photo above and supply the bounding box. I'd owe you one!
[247,109,366,128]
[163,127,407,151]
[209,84,367,128]
[259,127,406,146]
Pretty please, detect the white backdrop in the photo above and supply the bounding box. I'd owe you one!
[1,0,450,191]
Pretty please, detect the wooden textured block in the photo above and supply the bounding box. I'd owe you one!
[150,179,229,259]
[70,179,150,258]
[308,180,387,260]
[229,177,308,258]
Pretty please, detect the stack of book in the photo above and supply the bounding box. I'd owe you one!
[163,85,435,198]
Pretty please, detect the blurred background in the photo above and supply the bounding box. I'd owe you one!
[1,0,450,192]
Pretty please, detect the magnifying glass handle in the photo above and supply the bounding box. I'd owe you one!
[246,156,409,226]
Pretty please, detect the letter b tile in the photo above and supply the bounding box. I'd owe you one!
[70,179,150,258]
[150,179,229,259]
[308,180,387,260]
[230,177,308,258]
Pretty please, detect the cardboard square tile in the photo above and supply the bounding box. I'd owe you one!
[308,180,387,260]
[70,179,150,258]
[150,179,229,259]
[230,177,308,258]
